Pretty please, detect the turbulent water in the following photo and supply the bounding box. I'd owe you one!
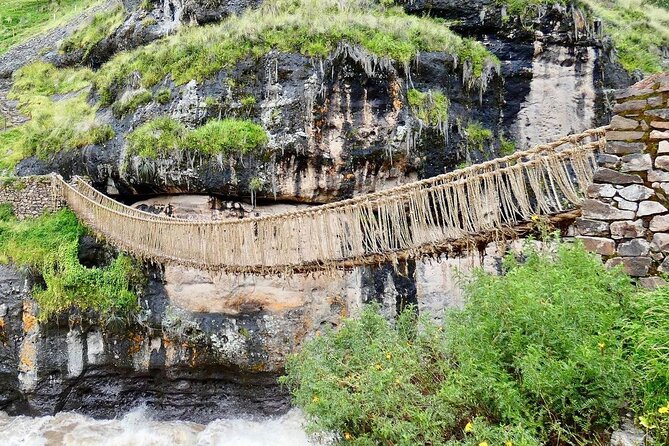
[0,407,325,446]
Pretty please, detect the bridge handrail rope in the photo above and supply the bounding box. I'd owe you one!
[54,127,607,274]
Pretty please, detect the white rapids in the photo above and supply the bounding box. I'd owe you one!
[0,407,326,446]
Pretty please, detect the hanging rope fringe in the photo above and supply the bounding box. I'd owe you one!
[54,127,607,275]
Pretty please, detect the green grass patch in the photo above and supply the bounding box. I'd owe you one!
[0,0,100,55]
[282,242,635,445]
[499,134,517,155]
[60,4,126,57]
[95,0,499,106]
[583,0,669,73]
[498,0,565,18]
[111,89,153,117]
[465,121,493,151]
[10,61,93,98]
[154,88,171,104]
[126,116,187,158]
[185,118,268,156]
[407,88,449,129]
[626,286,669,443]
[127,117,268,159]
[0,62,114,171]
[495,0,668,73]
[0,206,142,319]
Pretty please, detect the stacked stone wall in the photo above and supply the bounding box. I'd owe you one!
[0,176,64,219]
[576,73,669,287]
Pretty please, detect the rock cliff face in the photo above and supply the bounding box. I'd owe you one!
[15,0,632,202]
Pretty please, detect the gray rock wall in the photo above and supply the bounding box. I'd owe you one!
[576,73,669,287]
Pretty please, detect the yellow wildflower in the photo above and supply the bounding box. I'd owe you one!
[479,442,489,446]
[375,363,382,370]
[343,432,353,441]
[386,352,392,360]
[598,342,606,351]
[506,442,513,446]
[464,422,473,433]
[640,416,656,429]
[659,404,669,414]
[312,396,319,403]
[395,379,401,385]
[531,215,539,222]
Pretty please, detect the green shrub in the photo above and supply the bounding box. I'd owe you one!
[282,243,634,445]
[60,5,126,57]
[126,117,187,158]
[626,286,669,444]
[185,118,268,157]
[499,135,517,155]
[0,208,142,319]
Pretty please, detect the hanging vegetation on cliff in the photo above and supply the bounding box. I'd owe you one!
[0,205,143,320]
[95,0,500,106]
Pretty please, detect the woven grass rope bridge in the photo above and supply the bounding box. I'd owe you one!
[53,127,607,274]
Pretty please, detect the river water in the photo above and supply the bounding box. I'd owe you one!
[0,407,325,446]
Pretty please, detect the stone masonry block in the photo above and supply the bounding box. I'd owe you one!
[575,218,610,237]
[618,239,651,257]
[618,184,654,202]
[637,201,668,217]
[577,236,616,256]
[620,153,652,172]
[606,131,646,141]
[592,168,643,185]
[610,220,646,240]
[609,115,640,130]
[582,199,635,221]
[605,257,652,277]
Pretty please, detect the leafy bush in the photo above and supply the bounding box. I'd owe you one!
[0,207,142,319]
[282,243,634,445]
[626,286,669,444]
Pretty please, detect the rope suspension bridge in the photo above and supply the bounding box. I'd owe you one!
[52,127,607,274]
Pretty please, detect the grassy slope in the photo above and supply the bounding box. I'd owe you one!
[0,0,99,55]
[503,0,669,72]
[584,0,669,73]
